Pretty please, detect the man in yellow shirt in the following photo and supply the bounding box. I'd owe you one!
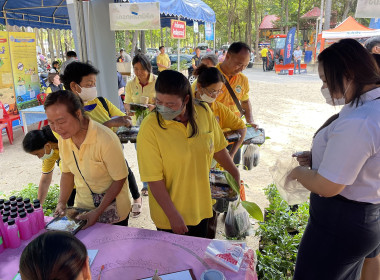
[156,46,171,73]
[260,46,269,72]
[216,42,256,164]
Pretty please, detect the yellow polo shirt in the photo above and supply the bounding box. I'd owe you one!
[261,48,268,57]
[216,63,250,117]
[137,102,228,229]
[210,101,246,132]
[156,53,170,72]
[59,119,131,222]
[42,149,60,174]
[84,97,125,132]
[125,73,157,104]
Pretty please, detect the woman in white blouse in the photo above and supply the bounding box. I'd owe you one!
[290,39,380,280]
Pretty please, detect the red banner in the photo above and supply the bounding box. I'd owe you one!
[171,20,186,39]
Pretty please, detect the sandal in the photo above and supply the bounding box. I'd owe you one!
[131,200,142,218]
[141,188,149,196]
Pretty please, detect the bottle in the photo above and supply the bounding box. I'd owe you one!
[9,196,16,202]
[10,201,17,208]
[0,204,3,213]
[33,203,45,230]
[17,208,25,214]
[10,207,17,214]
[0,199,4,205]
[0,216,9,248]
[26,208,38,235]
[2,211,10,218]
[3,200,10,206]
[16,197,23,203]
[23,198,30,204]
[4,205,10,212]
[24,203,32,210]
[6,219,21,249]
[10,213,19,227]
[17,202,24,209]
[33,199,40,205]
[18,212,32,241]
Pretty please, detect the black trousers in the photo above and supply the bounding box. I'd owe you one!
[157,218,209,238]
[294,193,380,280]
[262,57,267,71]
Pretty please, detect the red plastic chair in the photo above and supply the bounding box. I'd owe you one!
[37,93,48,129]
[0,123,9,152]
[0,101,22,145]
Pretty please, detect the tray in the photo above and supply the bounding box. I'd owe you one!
[226,127,265,145]
[117,126,140,143]
[45,208,87,235]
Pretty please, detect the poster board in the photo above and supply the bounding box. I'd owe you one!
[9,32,40,110]
[109,2,160,30]
[356,0,380,18]
[205,22,214,41]
[171,20,186,39]
[0,31,16,114]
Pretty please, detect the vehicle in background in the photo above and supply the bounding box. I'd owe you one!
[197,43,209,55]
[220,44,230,52]
[146,48,158,59]
[150,54,194,77]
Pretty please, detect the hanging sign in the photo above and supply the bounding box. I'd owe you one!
[109,2,160,30]
[193,21,199,33]
[356,0,380,18]
[205,22,214,41]
[171,20,186,39]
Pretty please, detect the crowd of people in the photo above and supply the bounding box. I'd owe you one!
[19,38,380,280]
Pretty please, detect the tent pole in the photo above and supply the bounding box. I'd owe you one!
[177,16,180,72]
[213,23,216,51]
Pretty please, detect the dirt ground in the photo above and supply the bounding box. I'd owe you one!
[0,67,340,250]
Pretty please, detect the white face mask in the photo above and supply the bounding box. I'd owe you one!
[200,92,216,103]
[321,87,345,106]
[40,147,54,161]
[77,85,97,102]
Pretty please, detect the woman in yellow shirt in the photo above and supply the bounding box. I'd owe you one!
[61,62,142,218]
[45,90,131,228]
[22,126,76,206]
[137,70,240,237]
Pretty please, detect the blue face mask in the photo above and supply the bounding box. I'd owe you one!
[156,104,184,120]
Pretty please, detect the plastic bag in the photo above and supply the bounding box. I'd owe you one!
[225,201,251,238]
[204,240,246,272]
[269,157,310,205]
[242,144,260,170]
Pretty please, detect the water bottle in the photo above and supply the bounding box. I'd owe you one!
[10,212,20,227]
[33,203,45,230]
[33,199,40,205]
[2,211,10,219]
[3,200,10,207]
[9,196,16,202]
[26,208,38,235]
[0,216,9,248]
[10,207,17,214]
[17,202,24,209]
[16,197,23,203]
[4,205,10,212]
[17,208,25,214]
[24,203,32,210]
[18,212,32,241]
[6,219,21,248]
[0,199,4,205]
[10,201,17,208]
[23,198,30,205]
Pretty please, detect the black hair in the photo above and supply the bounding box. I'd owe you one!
[66,51,77,58]
[373,53,380,68]
[200,54,218,66]
[228,42,251,54]
[195,47,200,51]
[52,61,59,66]
[19,231,88,280]
[365,36,380,53]
[132,54,152,74]
[318,38,380,107]
[194,64,225,87]
[22,125,58,153]
[60,62,99,91]
[155,70,205,138]
[159,46,165,50]
[44,90,85,120]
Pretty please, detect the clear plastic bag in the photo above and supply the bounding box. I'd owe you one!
[225,201,251,238]
[269,157,310,205]
[242,144,260,170]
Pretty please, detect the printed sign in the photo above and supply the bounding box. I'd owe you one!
[356,0,380,18]
[283,27,296,65]
[193,21,198,33]
[205,22,214,41]
[9,32,40,110]
[109,2,160,30]
[171,20,186,39]
[0,31,16,113]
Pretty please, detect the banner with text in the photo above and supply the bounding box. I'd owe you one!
[109,2,160,30]
[356,0,380,18]
[205,22,214,41]
[171,20,186,39]
[193,21,198,33]
[0,31,16,113]
[283,27,296,65]
[9,32,40,110]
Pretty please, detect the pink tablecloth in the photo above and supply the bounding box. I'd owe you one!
[0,219,257,280]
